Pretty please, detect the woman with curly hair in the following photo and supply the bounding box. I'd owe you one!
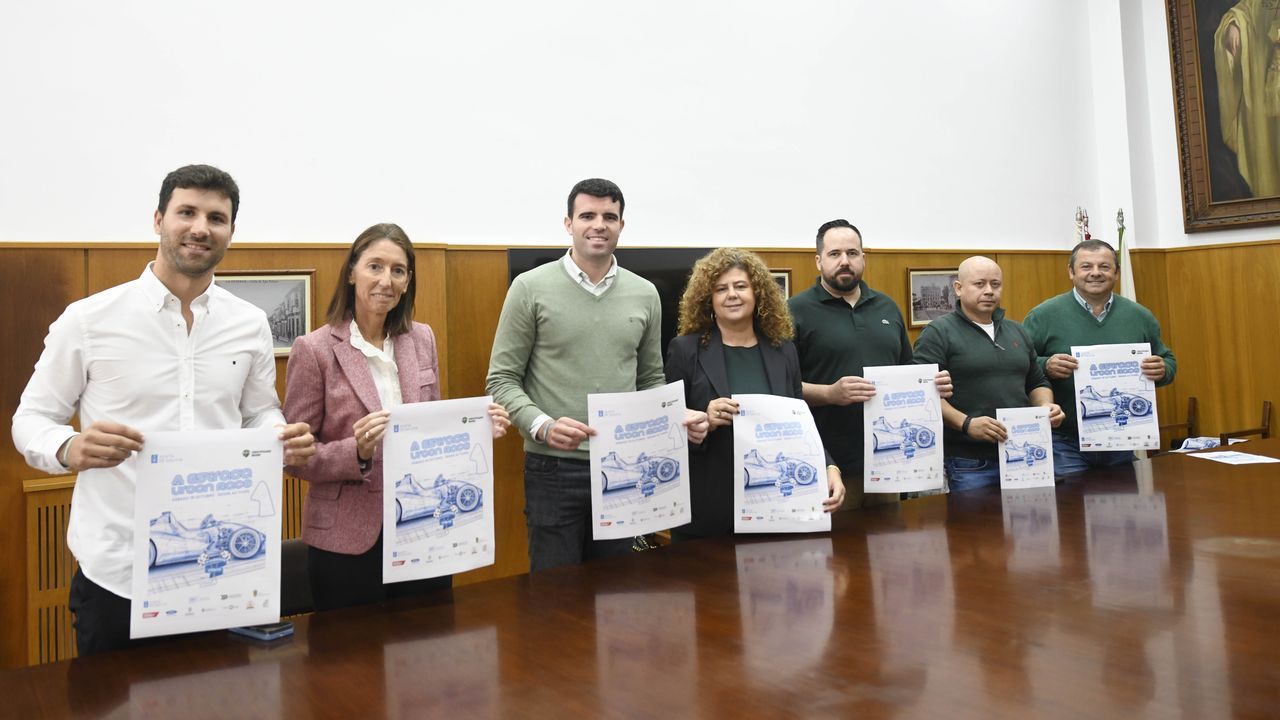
[665,248,845,539]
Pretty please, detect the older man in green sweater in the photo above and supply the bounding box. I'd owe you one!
[913,256,1065,492]
[486,178,708,572]
[1023,239,1176,476]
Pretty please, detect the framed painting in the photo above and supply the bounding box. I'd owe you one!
[770,269,792,297]
[1167,0,1280,231]
[214,270,315,356]
[907,268,957,327]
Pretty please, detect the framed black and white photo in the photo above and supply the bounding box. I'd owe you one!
[770,269,792,297]
[907,268,957,327]
[215,270,315,356]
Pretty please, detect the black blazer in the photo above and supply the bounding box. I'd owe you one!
[665,328,804,538]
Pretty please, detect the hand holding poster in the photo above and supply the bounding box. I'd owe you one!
[996,406,1055,489]
[1071,343,1160,451]
[130,427,283,639]
[863,364,944,493]
[732,394,831,533]
[588,381,692,540]
[383,396,496,582]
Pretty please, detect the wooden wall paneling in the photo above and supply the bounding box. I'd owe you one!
[1130,250,1182,447]
[444,249,530,585]
[992,251,1072,321]
[413,247,450,398]
[1,248,85,669]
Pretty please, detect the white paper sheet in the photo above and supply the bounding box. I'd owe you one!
[996,406,1056,489]
[732,394,831,533]
[1071,343,1160,451]
[863,364,945,493]
[383,396,496,582]
[1187,451,1280,465]
[588,381,692,539]
[130,428,283,639]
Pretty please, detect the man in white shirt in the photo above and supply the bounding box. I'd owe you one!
[12,164,316,655]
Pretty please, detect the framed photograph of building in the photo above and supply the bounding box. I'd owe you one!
[770,269,792,297]
[1167,0,1280,231]
[907,268,957,327]
[214,270,315,356]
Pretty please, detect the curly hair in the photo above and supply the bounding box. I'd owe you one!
[677,247,795,347]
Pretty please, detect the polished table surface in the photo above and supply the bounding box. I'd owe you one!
[4,440,1280,719]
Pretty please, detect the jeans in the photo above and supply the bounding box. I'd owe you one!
[943,456,1001,492]
[524,452,633,572]
[1051,432,1136,477]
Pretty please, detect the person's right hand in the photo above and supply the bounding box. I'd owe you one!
[65,421,145,471]
[544,417,596,451]
[1044,353,1078,380]
[965,416,1008,443]
[706,397,740,430]
[826,376,877,405]
[1225,21,1241,57]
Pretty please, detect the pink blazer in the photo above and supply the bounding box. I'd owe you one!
[284,321,440,554]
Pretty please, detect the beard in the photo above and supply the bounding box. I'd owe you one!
[823,268,860,293]
[160,233,226,278]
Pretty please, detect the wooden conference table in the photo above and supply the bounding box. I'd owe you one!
[3,440,1279,718]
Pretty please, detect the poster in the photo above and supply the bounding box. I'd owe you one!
[383,396,496,582]
[1071,343,1160,451]
[996,406,1055,489]
[863,364,944,493]
[130,428,283,639]
[588,381,692,540]
[732,394,830,533]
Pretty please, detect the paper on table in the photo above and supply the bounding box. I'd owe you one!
[1187,451,1280,465]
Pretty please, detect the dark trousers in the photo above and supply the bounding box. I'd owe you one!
[523,452,633,572]
[307,533,451,612]
[69,569,170,657]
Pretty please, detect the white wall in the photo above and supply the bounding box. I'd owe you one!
[2,2,1103,249]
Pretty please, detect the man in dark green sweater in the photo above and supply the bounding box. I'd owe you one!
[1023,239,1176,476]
[913,256,1064,491]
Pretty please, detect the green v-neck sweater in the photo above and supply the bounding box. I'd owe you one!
[1023,291,1176,437]
[485,260,666,459]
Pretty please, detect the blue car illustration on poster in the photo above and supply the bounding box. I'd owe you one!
[148,511,266,577]
[395,473,484,529]
[600,452,680,497]
[742,449,819,497]
[870,416,937,457]
[1003,441,1048,466]
[1078,385,1152,426]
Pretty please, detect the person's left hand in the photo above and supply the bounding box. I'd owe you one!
[487,403,511,439]
[279,422,316,467]
[684,408,710,445]
[934,370,954,399]
[824,466,846,512]
[1140,355,1166,382]
[1045,403,1066,428]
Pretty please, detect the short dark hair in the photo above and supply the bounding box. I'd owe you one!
[325,223,418,336]
[1069,239,1118,269]
[566,178,625,218]
[815,219,862,252]
[158,165,241,223]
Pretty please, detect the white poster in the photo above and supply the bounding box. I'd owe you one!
[732,394,830,533]
[996,406,1056,489]
[383,396,496,582]
[130,428,283,639]
[588,381,692,540]
[1071,343,1160,451]
[863,364,944,493]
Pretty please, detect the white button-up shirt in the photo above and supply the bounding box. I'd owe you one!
[12,264,286,597]
[349,319,402,408]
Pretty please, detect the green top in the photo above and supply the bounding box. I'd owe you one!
[788,278,911,474]
[485,260,665,459]
[912,305,1050,460]
[1023,290,1176,437]
[724,344,770,395]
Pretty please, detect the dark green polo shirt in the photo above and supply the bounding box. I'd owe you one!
[789,278,911,474]
[912,305,1050,461]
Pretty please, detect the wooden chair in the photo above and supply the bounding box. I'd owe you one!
[1219,401,1272,444]
[1159,396,1199,450]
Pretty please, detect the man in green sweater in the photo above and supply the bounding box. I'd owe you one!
[913,256,1064,491]
[485,178,709,572]
[1023,239,1176,476]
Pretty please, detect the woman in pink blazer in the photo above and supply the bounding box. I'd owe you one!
[285,223,508,611]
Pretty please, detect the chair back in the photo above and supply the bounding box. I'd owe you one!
[1219,400,1273,444]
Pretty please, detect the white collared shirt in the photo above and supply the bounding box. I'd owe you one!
[528,250,622,440]
[349,319,402,408]
[12,264,286,597]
